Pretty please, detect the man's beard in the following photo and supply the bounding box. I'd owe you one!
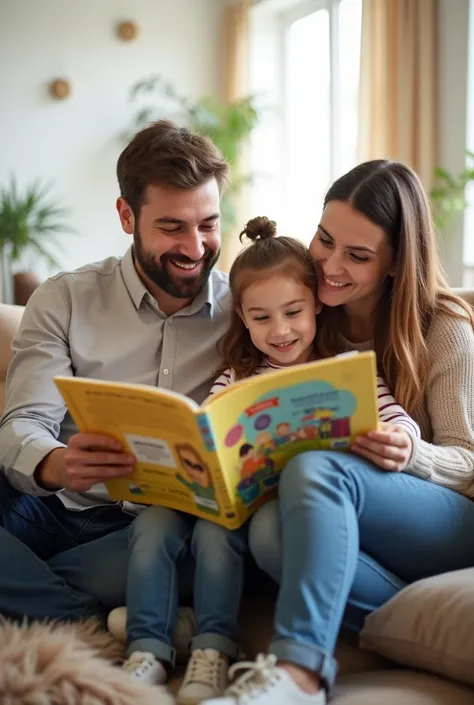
[133,230,220,300]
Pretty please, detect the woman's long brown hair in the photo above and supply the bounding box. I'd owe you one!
[219,216,318,380]
[316,160,474,414]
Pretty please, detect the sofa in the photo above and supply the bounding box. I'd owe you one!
[1,292,474,705]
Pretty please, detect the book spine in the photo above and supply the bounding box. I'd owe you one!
[196,411,217,452]
[196,410,242,526]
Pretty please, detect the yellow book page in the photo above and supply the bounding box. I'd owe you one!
[53,377,235,527]
[203,351,378,523]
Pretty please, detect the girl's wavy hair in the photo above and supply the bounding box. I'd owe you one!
[219,216,318,380]
[316,159,474,413]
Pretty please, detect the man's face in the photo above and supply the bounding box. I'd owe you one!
[117,180,221,304]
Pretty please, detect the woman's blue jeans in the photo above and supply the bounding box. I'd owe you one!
[248,450,474,688]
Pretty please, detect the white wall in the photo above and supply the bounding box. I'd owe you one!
[0,0,222,282]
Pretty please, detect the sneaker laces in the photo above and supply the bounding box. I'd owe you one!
[226,653,282,699]
[122,651,157,676]
[183,649,223,687]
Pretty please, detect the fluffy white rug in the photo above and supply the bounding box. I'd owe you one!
[0,617,173,705]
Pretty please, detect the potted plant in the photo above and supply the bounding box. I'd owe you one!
[123,75,260,238]
[0,177,74,305]
[430,151,474,230]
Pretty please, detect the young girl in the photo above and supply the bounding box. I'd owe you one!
[210,216,420,445]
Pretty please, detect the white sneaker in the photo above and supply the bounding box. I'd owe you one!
[107,606,196,663]
[201,654,326,704]
[177,648,228,705]
[122,650,167,685]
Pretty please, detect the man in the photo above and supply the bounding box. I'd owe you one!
[0,120,231,623]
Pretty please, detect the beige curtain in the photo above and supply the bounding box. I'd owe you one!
[221,0,250,105]
[357,0,437,189]
[219,0,250,271]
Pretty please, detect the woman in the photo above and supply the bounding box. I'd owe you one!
[202,160,474,705]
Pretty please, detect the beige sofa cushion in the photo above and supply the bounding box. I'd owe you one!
[360,569,474,687]
[0,303,24,412]
[455,288,474,307]
[332,670,474,704]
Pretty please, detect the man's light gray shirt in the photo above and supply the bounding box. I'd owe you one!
[0,247,231,511]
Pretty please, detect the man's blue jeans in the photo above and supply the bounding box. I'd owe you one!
[0,472,134,621]
[248,451,474,689]
[126,506,248,664]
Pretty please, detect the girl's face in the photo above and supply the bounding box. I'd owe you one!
[309,201,395,319]
[240,274,320,367]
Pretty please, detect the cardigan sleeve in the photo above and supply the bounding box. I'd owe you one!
[404,311,474,495]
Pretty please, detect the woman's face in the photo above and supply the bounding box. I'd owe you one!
[309,201,395,316]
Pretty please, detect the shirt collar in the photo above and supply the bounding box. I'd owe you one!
[120,246,214,317]
[120,247,148,309]
[186,275,214,317]
[264,357,285,370]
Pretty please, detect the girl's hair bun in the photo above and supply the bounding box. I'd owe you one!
[240,216,277,243]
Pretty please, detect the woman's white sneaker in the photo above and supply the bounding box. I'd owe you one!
[177,648,228,705]
[122,650,167,685]
[201,653,326,705]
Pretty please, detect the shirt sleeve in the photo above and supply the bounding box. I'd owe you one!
[206,368,236,397]
[376,375,421,438]
[0,278,72,495]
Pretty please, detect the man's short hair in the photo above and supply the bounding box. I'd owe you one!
[117,120,230,216]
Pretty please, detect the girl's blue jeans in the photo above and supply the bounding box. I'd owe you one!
[248,450,474,688]
[126,506,248,664]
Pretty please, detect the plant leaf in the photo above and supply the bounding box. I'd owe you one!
[0,176,74,267]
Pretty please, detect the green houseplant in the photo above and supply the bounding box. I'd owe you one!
[430,151,474,230]
[123,75,260,237]
[0,177,74,304]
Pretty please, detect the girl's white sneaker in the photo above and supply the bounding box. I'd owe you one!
[122,650,167,686]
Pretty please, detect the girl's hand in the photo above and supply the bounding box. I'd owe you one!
[351,422,413,472]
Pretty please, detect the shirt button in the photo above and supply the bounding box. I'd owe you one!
[168,318,173,325]
[163,368,170,375]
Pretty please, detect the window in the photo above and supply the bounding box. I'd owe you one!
[249,0,362,243]
[463,182,474,287]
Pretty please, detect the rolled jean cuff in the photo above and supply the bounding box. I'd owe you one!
[191,632,240,661]
[127,637,175,667]
[269,637,338,689]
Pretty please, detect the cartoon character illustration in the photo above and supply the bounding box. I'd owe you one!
[274,422,292,446]
[255,430,275,453]
[236,439,278,505]
[175,443,219,515]
[236,475,261,507]
[300,408,351,442]
[319,417,333,439]
[294,425,319,442]
[307,408,335,439]
[238,443,261,479]
[301,425,319,440]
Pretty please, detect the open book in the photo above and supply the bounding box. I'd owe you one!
[54,351,378,529]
